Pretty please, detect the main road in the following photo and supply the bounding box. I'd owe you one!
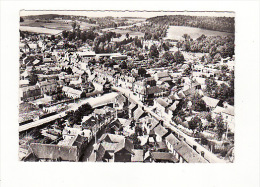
[112,86,226,163]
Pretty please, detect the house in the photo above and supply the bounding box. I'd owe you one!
[154,98,170,117]
[129,102,138,118]
[26,140,86,162]
[133,106,147,121]
[37,80,58,95]
[212,105,235,132]
[20,85,42,101]
[90,143,112,162]
[154,71,171,82]
[114,138,134,162]
[62,86,83,99]
[151,152,177,163]
[202,96,220,109]
[131,149,144,162]
[173,141,208,163]
[165,134,180,153]
[99,133,125,144]
[154,124,168,142]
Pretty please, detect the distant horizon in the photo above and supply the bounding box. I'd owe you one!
[20,10,235,18]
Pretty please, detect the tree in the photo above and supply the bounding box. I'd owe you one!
[120,61,127,69]
[66,67,73,75]
[173,51,185,63]
[162,51,174,62]
[188,116,202,133]
[126,33,129,39]
[150,44,159,58]
[138,68,147,77]
[71,21,77,30]
[29,66,38,85]
[205,78,218,97]
[191,94,207,112]
[215,114,226,140]
[62,30,69,39]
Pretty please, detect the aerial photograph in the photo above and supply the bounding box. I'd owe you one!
[18,10,235,163]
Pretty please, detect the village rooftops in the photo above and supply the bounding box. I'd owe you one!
[156,98,170,108]
[99,133,125,144]
[114,138,134,154]
[168,101,180,112]
[165,134,180,147]
[132,149,144,162]
[213,106,234,116]
[151,152,178,163]
[175,141,208,163]
[202,96,220,108]
[154,125,168,138]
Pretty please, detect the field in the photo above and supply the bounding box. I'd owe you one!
[164,26,234,40]
[20,19,98,34]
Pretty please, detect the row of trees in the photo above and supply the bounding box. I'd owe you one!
[188,114,226,140]
[180,34,235,60]
[147,15,235,33]
[205,71,234,105]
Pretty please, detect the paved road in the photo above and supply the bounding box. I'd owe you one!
[112,86,226,163]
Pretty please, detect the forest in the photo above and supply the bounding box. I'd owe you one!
[147,15,235,33]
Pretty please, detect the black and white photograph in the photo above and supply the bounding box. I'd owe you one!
[0,1,259,187]
[18,10,235,163]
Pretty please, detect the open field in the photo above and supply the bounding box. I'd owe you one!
[20,26,63,35]
[20,19,98,34]
[164,26,234,40]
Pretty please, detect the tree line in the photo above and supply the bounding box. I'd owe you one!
[147,15,235,33]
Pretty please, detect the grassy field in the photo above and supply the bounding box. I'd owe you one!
[164,26,234,40]
[20,19,98,34]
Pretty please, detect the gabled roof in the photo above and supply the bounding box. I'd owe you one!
[133,107,146,121]
[168,101,180,112]
[154,125,168,138]
[165,134,180,147]
[149,118,159,130]
[99,133,125,143]
[101,142,118,152]
[146,86,162,95]
[132,149,144,162]
[29,143,78,161]
[175,141,208,163]
[213,106,234,116]
[114,138,134,154]
[156,98,169,108]
[202,96,220,108]
[129,102,137,110]
[94,144,106,162]
[151,152,177,162]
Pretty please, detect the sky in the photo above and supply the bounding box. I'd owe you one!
[20,10,235,18]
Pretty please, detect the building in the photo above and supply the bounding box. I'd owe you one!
[114,138,134,162]
[20,85,42,101]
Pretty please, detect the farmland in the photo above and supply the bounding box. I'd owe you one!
[20,19,98,35]
[164,26,234,40]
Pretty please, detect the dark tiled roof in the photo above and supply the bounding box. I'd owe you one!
[151,152,177,162]
[114,138,134,154]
